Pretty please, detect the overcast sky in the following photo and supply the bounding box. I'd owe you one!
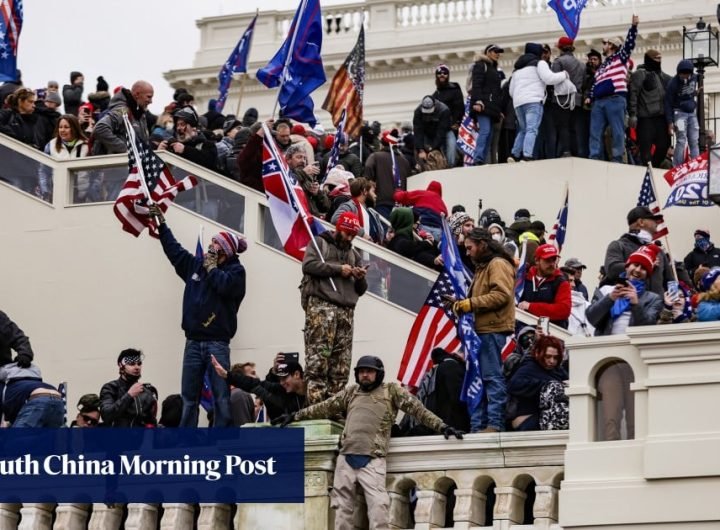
[19,0,357,114]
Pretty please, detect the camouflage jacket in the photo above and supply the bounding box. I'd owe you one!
[294,382,445,457]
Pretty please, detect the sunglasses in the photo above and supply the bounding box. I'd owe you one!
[80,415,99,426]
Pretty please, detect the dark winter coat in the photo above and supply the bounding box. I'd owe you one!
[92,88,150,154]
[603,232,673,297]
[469,55,503,119]
[227,371,307,422]
[99,377,157,427]
[363,148,410,207]
[412,99,452,152]
[508,356,567,419]
[320,150,363,178]
[62,83,83,116]
[33,105,61,148]
[586,284,663,336]
[629,63,672,119]
[664,60,698,124]
[387,233,441,271]
[159,225,246,342]
[176,132,218,172]
[433,81,465,126]
[684,244,720,277]
[0,311,33,367]
[236,132,264,192]
[0,109,42,149]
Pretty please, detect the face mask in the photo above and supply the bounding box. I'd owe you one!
[636,230,653,244]
[696,237,712,252]
[491,234,503,242]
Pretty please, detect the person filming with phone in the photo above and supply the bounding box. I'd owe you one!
[286,143,330,218]
[300,212,368,405]
[586,246,662,441]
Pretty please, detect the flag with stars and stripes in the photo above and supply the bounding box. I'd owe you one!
[322,26,365,138]
[456,96,477,167]
[637,167,668,239]
[216,14,257,112]
[0,0,23,83]
[113,127,197,238]
[548,186,569,253]
[261,122,325,260]
[515,239,528,304]
[398,218,469,389]
[322,108,346,182]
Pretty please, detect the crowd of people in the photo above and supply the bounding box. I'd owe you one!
[0,16,717,526]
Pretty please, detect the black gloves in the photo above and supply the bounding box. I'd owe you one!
[441,424,464,440]
[147,204,165,225]
[14,353,32,368]
[271,412,296,428]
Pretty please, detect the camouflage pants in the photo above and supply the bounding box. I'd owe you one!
[304,296,354,405]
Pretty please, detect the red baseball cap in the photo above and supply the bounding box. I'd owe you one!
[535,243,559,261]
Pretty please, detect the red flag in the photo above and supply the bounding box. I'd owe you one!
[397,271,462,388]
[113,135,197,238]
[322,26,364,138]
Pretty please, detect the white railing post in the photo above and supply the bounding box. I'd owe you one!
[18,504,55,530]
[159,504,195,529]
[53,504,91,530]
[87,504,123,530]
[197,503,231,530]
[0,504,20,530]
[123,504,158,530]
[452,488,485,529]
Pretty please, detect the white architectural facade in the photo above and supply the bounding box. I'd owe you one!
[165,0,720,130]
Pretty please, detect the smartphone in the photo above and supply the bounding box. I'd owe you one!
[616,278,629,287]
[667,280,679,301]
[538,317,550,335]
[284,352,300,364]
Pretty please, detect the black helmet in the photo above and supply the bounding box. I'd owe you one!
[173,107,199,128]
[480,208,502,228]
[354,355,385,390]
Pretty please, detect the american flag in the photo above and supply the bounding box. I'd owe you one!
[322,26,365,138]
[323,108,346,181]
[514,239,528,304]
[456,96,477,167]
[113,122,197,238]
[637,167,669,239]
[397,270,463,388]
[216,14,256,112]
[548,187,569,253]
[0,0,23,83]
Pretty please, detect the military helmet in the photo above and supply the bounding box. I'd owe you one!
[354,355,384,373]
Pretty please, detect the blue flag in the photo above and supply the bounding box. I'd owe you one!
[216,15,257,112]
[515,240,528,305]
[256,0,326,126]
[456,96,478,167]
[548,0,588,40]
[548,187,569,252]
[439,218,484,414]
[0,0,23,83]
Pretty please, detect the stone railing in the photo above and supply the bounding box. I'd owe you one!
[0,422,566,530]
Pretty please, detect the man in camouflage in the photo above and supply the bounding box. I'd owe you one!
[301,212,368,405]
[275,356,463,530]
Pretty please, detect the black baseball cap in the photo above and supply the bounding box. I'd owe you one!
[627,206,663,225]
[485,44,505,54]
[276,361,303,377]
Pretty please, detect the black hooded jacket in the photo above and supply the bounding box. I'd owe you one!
[433,81,464,126]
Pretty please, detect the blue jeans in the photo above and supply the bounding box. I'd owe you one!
[673,110,700,166]
[470,332,510,432]
[511,103,543,159]
[180,339,232,427]
[12,396,65,427]
[444,130,457,166]
[589,95,626,162]
[472,115,492,164]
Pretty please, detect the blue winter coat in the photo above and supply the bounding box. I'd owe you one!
[159,225,246,342]
[697,292,720,322]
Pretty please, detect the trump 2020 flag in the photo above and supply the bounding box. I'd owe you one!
[256,0,326,126]
[439,218,484,414]
[0,0,23,82]
[456,96,478,167]
[663,152,715,208]
[216,14,257,112]
[261,122,325,260]
[548,0,588,40]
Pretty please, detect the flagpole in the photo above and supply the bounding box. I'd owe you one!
[646,163,679,282]
[234,73,248,118]
[122,112,154,205]
[272,0,310,119]
[551,181,569,251]
[262,123,337,291]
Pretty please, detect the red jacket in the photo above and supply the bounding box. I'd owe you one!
[522,267,572,323]
[392,180,448,216]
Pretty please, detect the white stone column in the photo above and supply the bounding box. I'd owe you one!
[452,488,485,529]
[123,503,157,530]
[493,487,526,529]
[87,504,123,530]
[159,504,195,529]
[197,504,230,530]
[18,504,55,530]
[492,0,523,17]
[413,490,446,530]
[0,504,20,530]
[532,485,559,529]
[53,504,90,530]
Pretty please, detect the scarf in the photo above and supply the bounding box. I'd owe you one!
[695,237,712,253]
[610,278,646,320]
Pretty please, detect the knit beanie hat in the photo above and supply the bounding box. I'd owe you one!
[336,212,361,236]
[625,244,660,273]
[448,212,474,236]
[96,76,109,92]
[701,267,720,292]
[213,231,247,255]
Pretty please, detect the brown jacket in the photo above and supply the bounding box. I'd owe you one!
[467,256,516,333]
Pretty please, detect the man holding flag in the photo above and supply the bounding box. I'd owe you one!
[449,227,515,432]
[148,205,247,427]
